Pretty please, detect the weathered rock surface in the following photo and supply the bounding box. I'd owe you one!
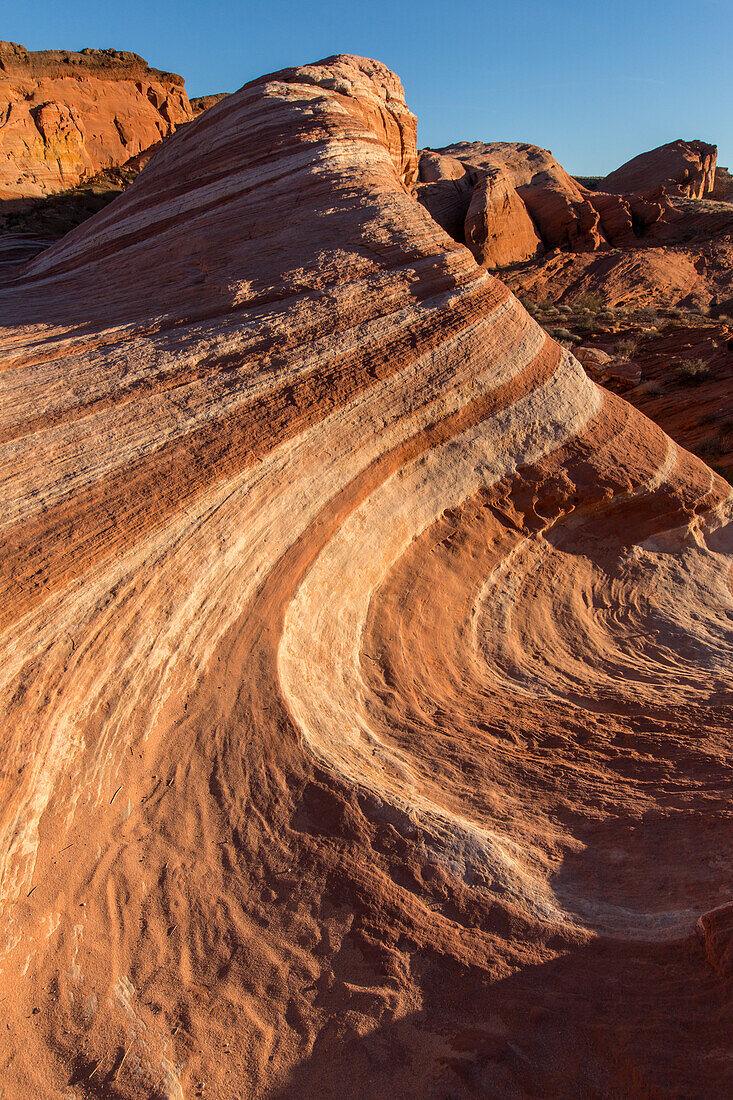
[711,165,733,202]
[190,92,230,115]
[575,345,641,386]
[602,139,718,198]
[0,40,193,198]
[506,199,733,313]
[698,903,733,977]
[0,53,732,1100]
[464,168,543,267]
[418,141,675,268]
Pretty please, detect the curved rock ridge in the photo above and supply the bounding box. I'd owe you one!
[1,54,732,1098]
[0,40,193,199]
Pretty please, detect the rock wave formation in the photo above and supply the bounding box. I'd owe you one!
[1,55,732,1098]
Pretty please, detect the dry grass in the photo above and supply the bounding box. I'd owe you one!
[615,337,638,359]
[675,358,710,385]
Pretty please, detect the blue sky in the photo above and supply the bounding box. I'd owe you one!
[5,0,732,174]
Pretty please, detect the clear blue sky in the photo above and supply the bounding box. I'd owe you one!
[5,0,732,174]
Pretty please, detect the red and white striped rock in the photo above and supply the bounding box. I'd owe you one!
[0,54,731,1100]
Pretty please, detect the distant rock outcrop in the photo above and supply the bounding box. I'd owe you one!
[602,139,718,198]
[190,92,229,115]
[711,165,733,202]
[0,41,193,198]
[417,141,672,268]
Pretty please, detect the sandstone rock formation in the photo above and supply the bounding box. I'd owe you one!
[602,139,718,198]
[418,141,674,269]
[698,903,733,977]
[505,199,733,313]
[190,92,230,115]
[711,165,733,203]
[445,142,608,252]
[464,168,543,268]
[0,54,732,1099]
[0,41,193,198]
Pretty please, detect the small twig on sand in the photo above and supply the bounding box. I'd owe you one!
[114,1040,135,1079]
[110,786,123,805]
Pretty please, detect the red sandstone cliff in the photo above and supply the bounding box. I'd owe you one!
[417,141,676,269]
[0,41,193,198]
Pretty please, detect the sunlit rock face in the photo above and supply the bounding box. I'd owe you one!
[0,54,732,1099]
[0,41,193,199]
[416,141,703,267]
[602,138,718,198]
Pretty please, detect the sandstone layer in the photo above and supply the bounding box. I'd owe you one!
[602,139,718,198]
[0,41,193,199]
[0,55,732,1099]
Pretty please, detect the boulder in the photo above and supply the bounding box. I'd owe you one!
[574,346,614,372]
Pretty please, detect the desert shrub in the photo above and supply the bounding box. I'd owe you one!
[573,292,604,313]
[549,327,580,343]
[573,320,603,337]
[635,380,665,396]
[633,306,659,325]
[615,337,638,358]
[675,358,709,385]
